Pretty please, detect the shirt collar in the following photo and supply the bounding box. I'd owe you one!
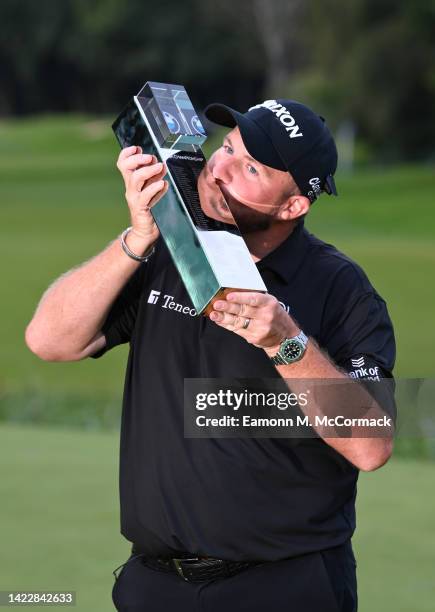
[256,220,311,285]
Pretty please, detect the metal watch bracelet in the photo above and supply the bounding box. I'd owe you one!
[121,227,155,263]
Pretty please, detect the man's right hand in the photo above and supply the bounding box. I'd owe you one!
[117,146,169,247]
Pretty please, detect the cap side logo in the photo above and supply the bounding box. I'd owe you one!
[308,177,322,198]
[249,100,303,139]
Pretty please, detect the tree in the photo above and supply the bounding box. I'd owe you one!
[252,0,306,96]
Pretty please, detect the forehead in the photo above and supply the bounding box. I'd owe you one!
[224,127,292,185]
[224,127,248,152]
[224,128,272,173]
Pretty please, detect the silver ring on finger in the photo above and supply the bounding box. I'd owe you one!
[242,318,251,330]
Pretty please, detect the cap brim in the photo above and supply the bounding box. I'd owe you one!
[323,174,338,196]
[204,103,285,172]
[204,103,239,129]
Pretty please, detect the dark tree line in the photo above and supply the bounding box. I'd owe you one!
[0,0,434,160]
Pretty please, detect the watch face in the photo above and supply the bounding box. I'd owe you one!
[282,339,303,361]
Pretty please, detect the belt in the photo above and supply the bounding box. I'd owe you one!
[132,548,262,582]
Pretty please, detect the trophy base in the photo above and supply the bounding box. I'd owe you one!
[202,288,257,317]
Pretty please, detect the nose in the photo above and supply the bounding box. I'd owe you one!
[211,153,232,184]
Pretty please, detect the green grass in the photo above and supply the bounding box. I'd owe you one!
[0,423,128,612]
[0,423,434,611]
[355,455,435,612]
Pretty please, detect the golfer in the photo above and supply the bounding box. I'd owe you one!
[26,98,396,612]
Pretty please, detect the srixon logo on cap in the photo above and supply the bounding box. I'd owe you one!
[249,100,303,139]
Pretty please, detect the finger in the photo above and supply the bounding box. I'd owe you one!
[212,300,257,319]
[137,179,167,209]
[118,145,142,162]
[141,162,167,189]
[130,162,165,192]
[117,152,156,184]
[209,310,249,330]
[147,180,169,209]
[134,163,167,195]
[226,292,270,307]
[121,153,156,172]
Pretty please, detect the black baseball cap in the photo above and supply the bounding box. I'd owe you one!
[204,99,338,203]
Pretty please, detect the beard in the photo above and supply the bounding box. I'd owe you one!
[217,186,275,234]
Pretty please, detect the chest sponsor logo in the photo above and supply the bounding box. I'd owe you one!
[147,289,197,316]
[249,100,303,139]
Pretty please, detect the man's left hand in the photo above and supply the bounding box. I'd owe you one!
[209,292,299,356]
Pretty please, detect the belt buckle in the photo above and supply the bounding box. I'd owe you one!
[172,557,198,581]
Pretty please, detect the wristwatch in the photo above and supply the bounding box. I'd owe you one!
[270,331,309,365]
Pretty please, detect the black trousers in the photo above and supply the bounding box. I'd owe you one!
[112,541,357,611]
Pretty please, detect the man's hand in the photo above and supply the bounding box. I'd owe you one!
[209,292,299,355]
[117,146,169,244]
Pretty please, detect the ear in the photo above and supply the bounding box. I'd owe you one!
[277,195,311,221]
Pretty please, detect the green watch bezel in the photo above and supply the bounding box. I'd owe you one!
[271,332,308,365]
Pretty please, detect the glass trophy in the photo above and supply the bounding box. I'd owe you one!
[112,81,266,315]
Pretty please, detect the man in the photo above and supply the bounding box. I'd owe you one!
[25,98,396,612]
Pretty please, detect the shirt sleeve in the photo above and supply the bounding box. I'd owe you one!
[90,263,146,359]
[319,262,397,424]
[319,262,396,379]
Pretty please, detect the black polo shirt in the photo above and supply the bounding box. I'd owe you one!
[92,221,395,562]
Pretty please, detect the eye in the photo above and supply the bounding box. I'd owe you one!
[247,164,258,175]
[223,144,233,154]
